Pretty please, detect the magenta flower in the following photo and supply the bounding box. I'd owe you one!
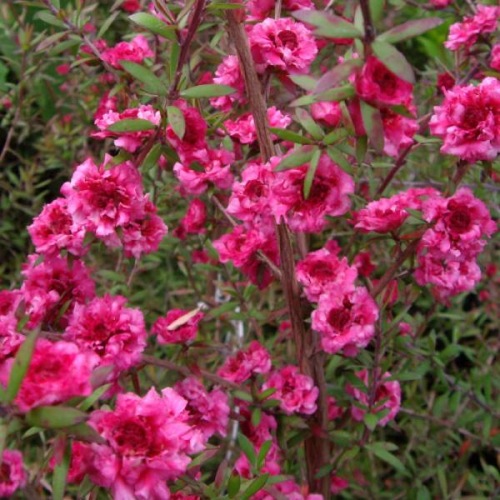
[218,341,271,384]
[210,55,246,111]
[261,365,318,415]
[248,17,318,74]
[312,287,378,356]
[152,308,204,345]
[0,450,27,498]
[100,35,153,69]
[0,338,99,412]
[430,77,500,162]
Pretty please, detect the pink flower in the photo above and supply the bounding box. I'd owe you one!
[0,338,99,412]
[248,17,318,74]
[93,104,161,153]
[63,294,146,375]
[224,106,291,144]
[353,251,376,277]
[210,55,246,111]
[414,253,482,302]
[120,0,140,12]
[28,198,86,256]
[312,287,378,356]
[85,388,195,499]
[21,254,95,329]
[174,377,229,440]
[173,148,234,195]
[247,0,314,20]
[121,200,168,258]
[61,156,146,246]
[174,199,207,239]
[381,108,418,158]
[311,101,342,127]
[331,475,349,495]
[296,247,358,302]
[445,5,499,51]
[429,0,452,8]
[0,450,26,497]
[421,188,496,258]
[226,160,274,223]
[429,77,500,162]
[234,405,281,478]
[152,308,204,345]
[100,35,153,69]
[217,341,271,383]
[355,56,413,107]
[270,153,354,233]
[0,314,23,362]
[262,365,318,415]
[94,92,118,121]
[346,369,401,426]
[166,100,207,163]
[491,44,500,71]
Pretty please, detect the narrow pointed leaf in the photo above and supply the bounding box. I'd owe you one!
[365,443,410,476]
[289,75,317,91]
[129,13,177,40]
[303,148,322,199]
[268,128,314,145]
[26,406,87,429]
[5,329,39,403]
[167,105,186,139]
[371,41,415,83]
[275,147,315,171]
[360,100,384,153]
[180,84,235,99]
[238,433,257,467]
[292,10,363,39]
[120,61,167,95]
[315,59,362,94]
[241,474,269,499]
[377,18,443,44]
[107,119,157,133]
[296,108,324,140]
[52,438,71,500]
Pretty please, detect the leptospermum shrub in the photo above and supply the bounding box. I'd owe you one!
[0,0,499,498]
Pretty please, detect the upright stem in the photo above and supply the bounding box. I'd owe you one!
[226,10,330,498]
[359,0,376,46]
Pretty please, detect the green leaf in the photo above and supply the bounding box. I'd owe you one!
[360,100,384,153]
[64,423,106,444]
[240,474,269,499]
[129,13,177,40]
[107,119,157,133]
[180,84,235,99]
[167,105,186,139]
[120,61,167,95]
[268,128,314,145]
[289,75,317,91]
[275,147,315,171]
[251,407,262,427]
[256,440,272,470]
[227,474,241,498]
[258,387,277,401]
[315,84,356,102]
[315,59,362,94]
[238,433,257,467]
[52,438,71,500]
[295,108,324,140]
[303,149,322,199]
[233,390,253,403]
[78,384,112,412]
[365,443,410,476]
[371,41,415,84]
[292,10,363,39]
[377,18,443,44]
[323,128,350,146]
[327,147,353,172]
[97,11,120,39]
[363,413,379,431]
[141,143,163,171]
[26,406,88,429]
[5,329,39,403]
[34,10,66,29]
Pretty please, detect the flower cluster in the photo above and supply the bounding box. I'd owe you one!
[152,308,204,345]
[218,341,271,383]
[100,35,153,68]
[430,77,500,162]
[445,5,499,51]
[415,188,496,301]
[70,388,201,499]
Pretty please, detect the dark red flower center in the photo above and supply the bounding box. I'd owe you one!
[277,30,298,50]
[327,308,351,331]
[447,203,472,233]
[111,419,151,455]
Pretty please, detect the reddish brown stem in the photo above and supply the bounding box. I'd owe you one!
[226,10,330,497]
